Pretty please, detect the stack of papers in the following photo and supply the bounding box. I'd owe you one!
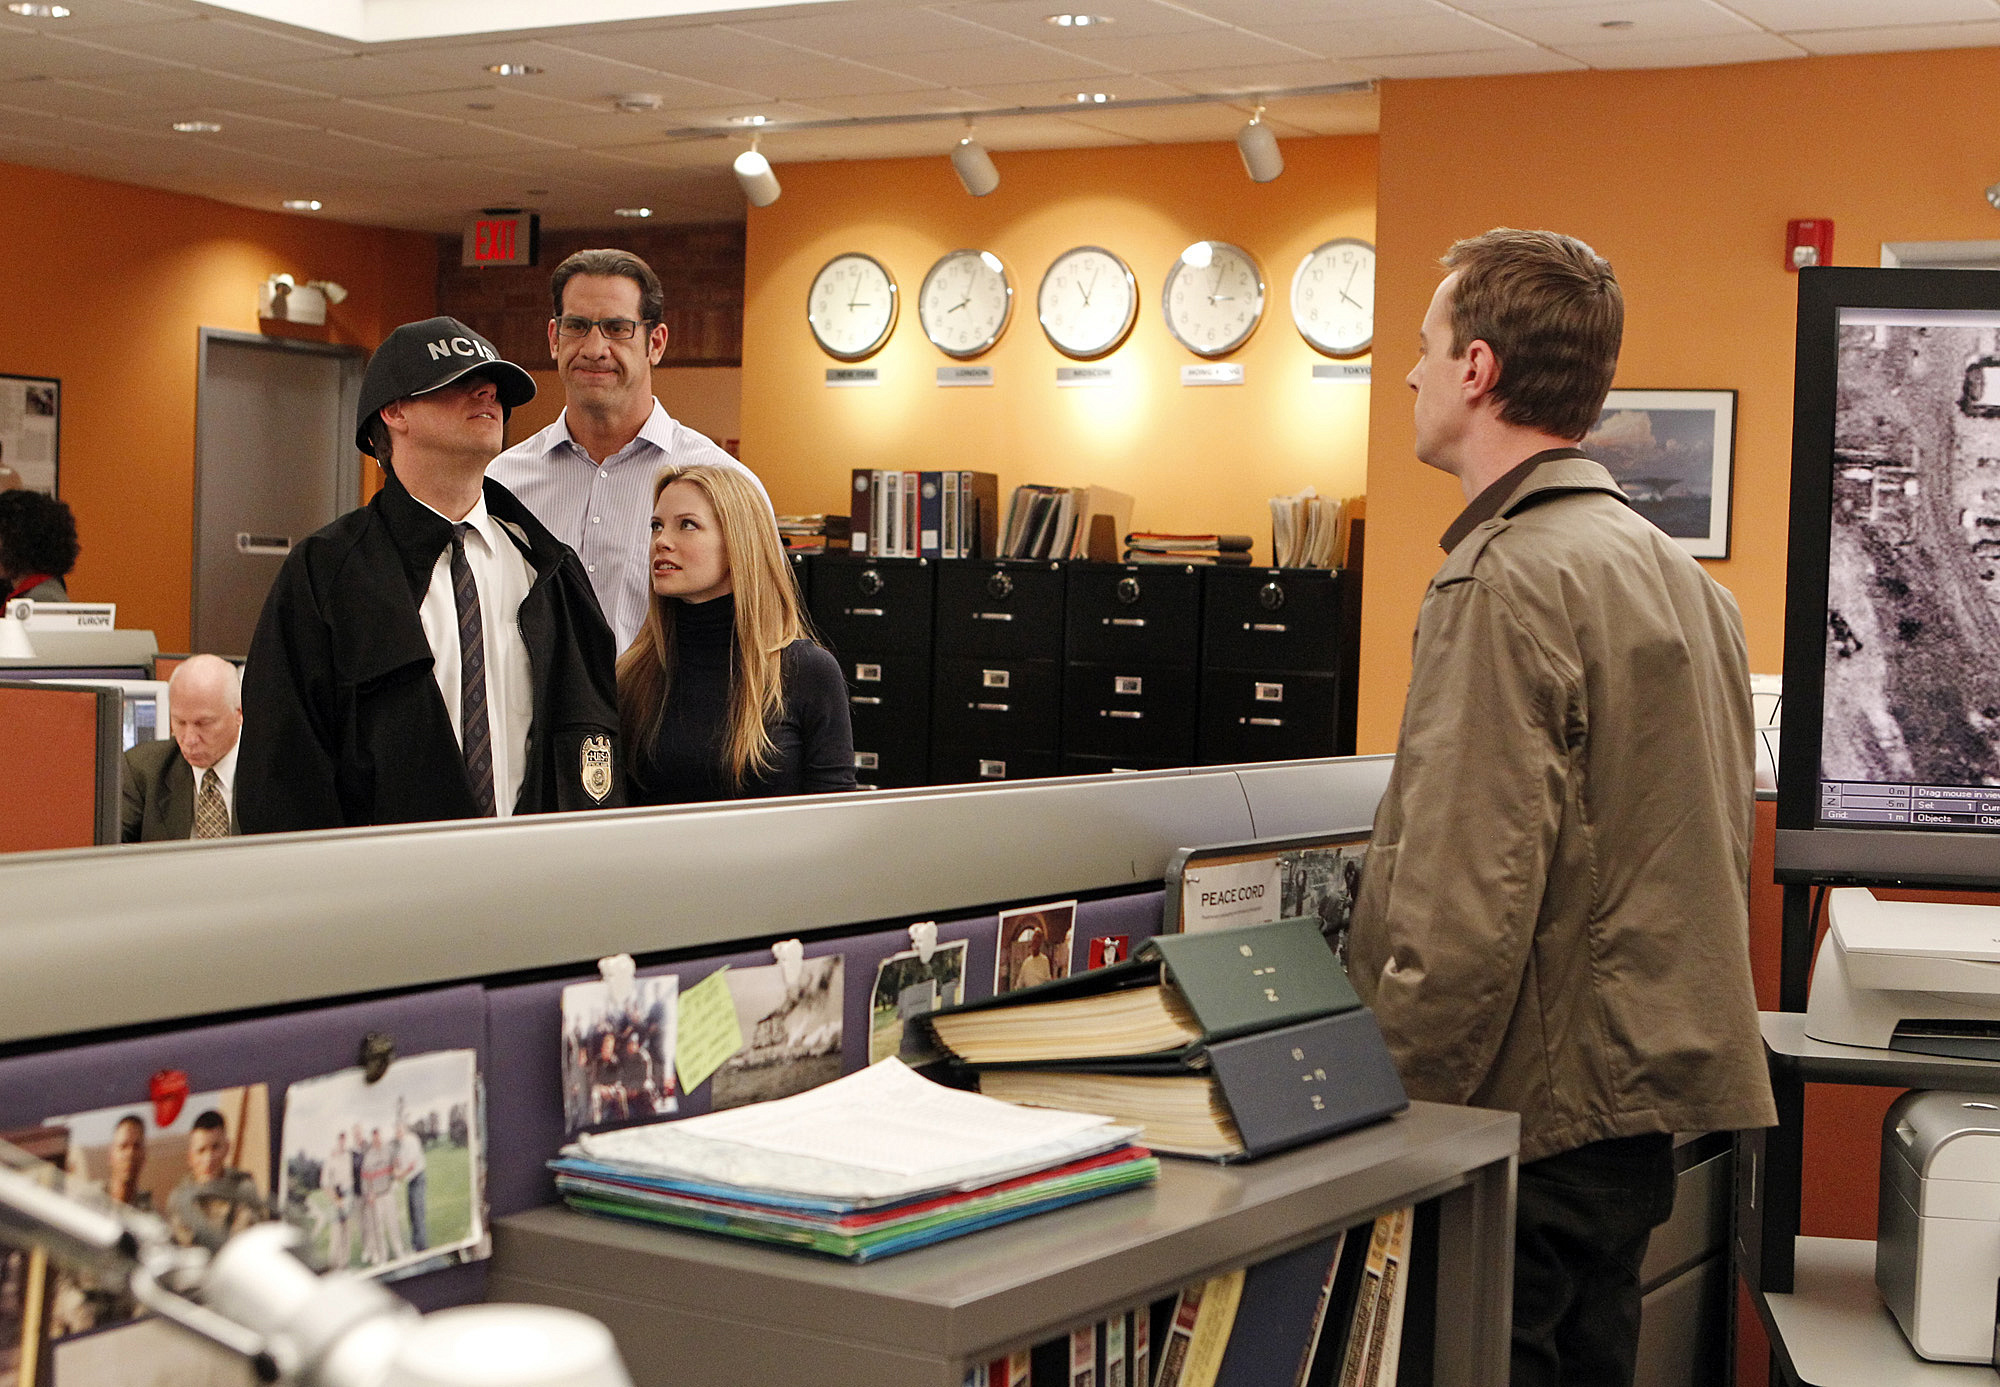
[550,1059,1157,1262]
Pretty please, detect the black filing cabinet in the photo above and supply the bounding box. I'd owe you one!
[930,560,1064,784]
[804,554,934,789]
[1061,562,1201,774]
[1197,566,1356,765]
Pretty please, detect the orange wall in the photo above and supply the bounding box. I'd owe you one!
[740,137,1377,547]
[0,160,436,650]
[1361,46,2000,752]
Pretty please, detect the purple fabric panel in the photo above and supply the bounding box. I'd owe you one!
[483,974,579,1218]
[1076,889,1164,958]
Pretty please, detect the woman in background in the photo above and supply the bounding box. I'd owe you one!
[0,489,80,601]
[618,463,856,803]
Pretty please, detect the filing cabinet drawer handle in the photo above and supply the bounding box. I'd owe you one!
[1104,709,1145,720]
[1244,716,1285,727]
[973,611,1014,621]
[848,606,886,617]
[1242,621,1289,633]
[849,695,883,706]
[972,701,1011,712]
[1105,617,1147,627]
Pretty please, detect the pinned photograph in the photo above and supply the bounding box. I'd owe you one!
[868,941,967,1065]
[1,1127,66,1387]
[1088,935,1130,970]
[278,1049,484,1281]
[560,973,680,1135]
[709,954,844,1111]
[43,1086,271,1340]
[995,901,1077,994]
[1280,842,1369,964]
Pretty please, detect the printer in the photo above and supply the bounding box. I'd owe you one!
[1878,1090,2000,1361]
[1805,889,2000,1059]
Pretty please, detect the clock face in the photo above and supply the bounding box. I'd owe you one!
[807,253,898,361]
[1291,238,1375,357]
[1037,246,1138,360]
[918,249,1013,359]
[1162,241,1265,358]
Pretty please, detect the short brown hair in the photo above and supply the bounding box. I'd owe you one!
[550,248,663,325]
[1440,229,1622,442]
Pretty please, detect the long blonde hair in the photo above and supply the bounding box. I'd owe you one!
[616,463,806,789]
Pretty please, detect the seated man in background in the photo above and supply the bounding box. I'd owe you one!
[122,654,243,841]
[238,317,626,831]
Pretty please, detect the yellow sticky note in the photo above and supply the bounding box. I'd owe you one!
[676,967,744,1095]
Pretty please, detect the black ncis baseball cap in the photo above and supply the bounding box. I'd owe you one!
[355,316,537,457]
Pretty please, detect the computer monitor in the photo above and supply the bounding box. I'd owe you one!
[1776,266,2000,887]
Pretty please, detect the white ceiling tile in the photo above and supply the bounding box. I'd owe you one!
[952,72,1182,101]
[1357,46,1583,74]
[1787,19,2000,53]
[722,54,944,97]
[248,98,558,157]
[1177,0,1438,26]
[1718,0,2000,28]
[1486,1,1759,46]
[874,40,1122,83]
[74,16,351,66]
[1043,29,1317,71]
[1060,98,1258,140]
[359,85,601,119]
[1255,87,1378,134]
[655,97,836,125]
[725,7,1001,55]
[89,65,335,107]
[547,24,806,73]
[927,0,1224,44]
[2,0,202,33]
[0,33,174,80]
[248,54,489,98]
[1159,57,1375,91]
[1254,14,1534,58]
[778,86,983,115]
[1552,30,1806,63]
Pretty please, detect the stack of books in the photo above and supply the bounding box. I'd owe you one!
[1269,489,1361,569]
[850,470,1000,558]
[549,1058,1157,1262]
[1122,532,1255,566]
[924,918,1407,1161]
[999,484,1135,560]
[777,513,850,555]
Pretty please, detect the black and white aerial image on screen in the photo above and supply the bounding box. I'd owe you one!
[1824,312,2000,786]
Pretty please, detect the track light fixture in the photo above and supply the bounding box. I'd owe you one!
[734,136,781,207]
[1986,182,2000,211]
[1236,104,1283,183]
[951,133,999,197]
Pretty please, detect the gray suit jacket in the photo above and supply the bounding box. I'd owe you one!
[121,739,236,842]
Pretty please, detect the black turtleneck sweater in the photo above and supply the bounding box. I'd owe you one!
[631,593,857,805]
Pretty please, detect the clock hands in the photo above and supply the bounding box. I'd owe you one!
[1080,266,1098,308]
[1338,260,1363,310]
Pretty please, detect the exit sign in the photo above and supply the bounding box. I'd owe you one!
[461,212,539,267]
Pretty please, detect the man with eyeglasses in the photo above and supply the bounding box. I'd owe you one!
[488,248,770,653]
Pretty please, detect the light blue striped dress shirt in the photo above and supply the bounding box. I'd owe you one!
[487,399,769,653]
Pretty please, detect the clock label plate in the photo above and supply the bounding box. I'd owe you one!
[1181,363,1245,386]
[1312,363,1371,383]
[1057,365,1118,387]
[825,367,881,387]
[937,366,994,387]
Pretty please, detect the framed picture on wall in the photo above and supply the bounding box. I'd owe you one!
[1584,388,1736,559]
[0,375,60,496]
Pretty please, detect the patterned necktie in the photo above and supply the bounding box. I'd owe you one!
[193,768,229,839]
[451,523,497,817]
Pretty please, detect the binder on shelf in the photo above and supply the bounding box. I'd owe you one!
[920,472,945,558]
[1212,1232,1348,1387]
[1156,1268,1244,1387]
[850,469,876,557]
[961,471,1000,559]
[942,474,961,560]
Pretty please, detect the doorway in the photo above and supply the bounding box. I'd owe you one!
[193,330,362,657]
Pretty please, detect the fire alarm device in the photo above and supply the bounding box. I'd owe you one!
[1787,219,1833,272]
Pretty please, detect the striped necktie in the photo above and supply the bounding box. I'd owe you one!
[450,523,497,817]
[193,768,229,838]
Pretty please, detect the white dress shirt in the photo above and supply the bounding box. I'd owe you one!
[487,399,769,653]
[414,494,535,817]
[190,741,239,837]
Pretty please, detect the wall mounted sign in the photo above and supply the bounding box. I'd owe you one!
[1056,365,1118,387]
[1312,362,1371,383]
[460,212,539,267]
[1181,363,1245,386]
[825,367,882,387]
[0,374,60,495]
[937,366,994,386]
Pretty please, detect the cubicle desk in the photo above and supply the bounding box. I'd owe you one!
[489,1101,1520,1387]
[1740,1013,2000,1385]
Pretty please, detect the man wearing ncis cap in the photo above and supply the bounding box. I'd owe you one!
[237,316,627,832]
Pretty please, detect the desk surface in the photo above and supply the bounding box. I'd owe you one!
[1762,1012,2000,1089]
[1763,1238,1991,1385]
[489,1100,1519,1387]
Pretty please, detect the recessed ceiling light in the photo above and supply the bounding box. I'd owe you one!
[6,3,72,17]
[172,120,221,133]
[1045,13,1111,26]
[613,93,662,113]
[484,63,542,76]
[614,207,652,218]
[1073,92,1113,104]
[731,114,769,126]
[281,198,322,211]
[1599,18,1635,28]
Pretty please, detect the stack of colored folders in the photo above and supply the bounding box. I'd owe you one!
[549,1058,1157,1262]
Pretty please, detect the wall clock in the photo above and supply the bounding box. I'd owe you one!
[1037,246,1138,360]
[807,253,898,361]
[918,249,1013,359]
[1291,237,1375,358]
[1162,241,1265,358]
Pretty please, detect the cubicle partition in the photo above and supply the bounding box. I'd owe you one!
[0,680,120,851]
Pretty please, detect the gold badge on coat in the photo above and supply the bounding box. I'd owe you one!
[581,734,613,803]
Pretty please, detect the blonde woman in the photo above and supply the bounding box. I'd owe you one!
[617,463,856,803]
